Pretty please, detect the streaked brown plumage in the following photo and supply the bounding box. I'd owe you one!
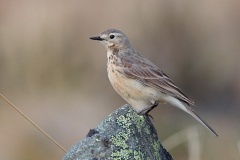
[90,29,218,137]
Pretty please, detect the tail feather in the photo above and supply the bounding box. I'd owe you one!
[187,109,218,137]
[166,96,218,137]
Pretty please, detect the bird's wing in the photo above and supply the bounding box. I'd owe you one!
[121,54,195,106]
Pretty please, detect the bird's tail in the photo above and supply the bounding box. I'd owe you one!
[166,96,218,137]
[187,109,218,137]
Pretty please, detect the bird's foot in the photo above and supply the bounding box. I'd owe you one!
[146,113,154,121]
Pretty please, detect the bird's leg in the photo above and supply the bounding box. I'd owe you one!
[137,101,158,115]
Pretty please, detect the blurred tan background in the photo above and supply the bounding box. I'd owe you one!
[0,0,240,160]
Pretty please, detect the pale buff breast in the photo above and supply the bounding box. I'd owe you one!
[106,50,169,111]
[107,61,167,112]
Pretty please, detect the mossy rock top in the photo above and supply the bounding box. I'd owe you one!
[63,104,173,160]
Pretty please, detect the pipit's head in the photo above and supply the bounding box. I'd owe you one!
[90,29,130,50]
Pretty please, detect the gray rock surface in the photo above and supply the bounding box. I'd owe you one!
[63,104,173,160]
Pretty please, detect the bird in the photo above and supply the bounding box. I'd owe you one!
[90,29,218,137]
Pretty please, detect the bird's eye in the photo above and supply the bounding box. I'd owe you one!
[109,35,115,39]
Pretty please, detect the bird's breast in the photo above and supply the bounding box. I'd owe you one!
[106,52,165,111]
[107,59,157,105]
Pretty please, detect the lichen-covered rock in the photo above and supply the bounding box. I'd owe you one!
[63,104,173,160]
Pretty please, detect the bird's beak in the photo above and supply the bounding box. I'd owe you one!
[90,36,104,41]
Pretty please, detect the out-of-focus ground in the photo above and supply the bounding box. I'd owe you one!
[0,1,239,159]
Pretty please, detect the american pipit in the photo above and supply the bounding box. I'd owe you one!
[90,29,218,137]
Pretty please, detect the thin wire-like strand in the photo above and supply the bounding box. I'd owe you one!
[0,93,67,153]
